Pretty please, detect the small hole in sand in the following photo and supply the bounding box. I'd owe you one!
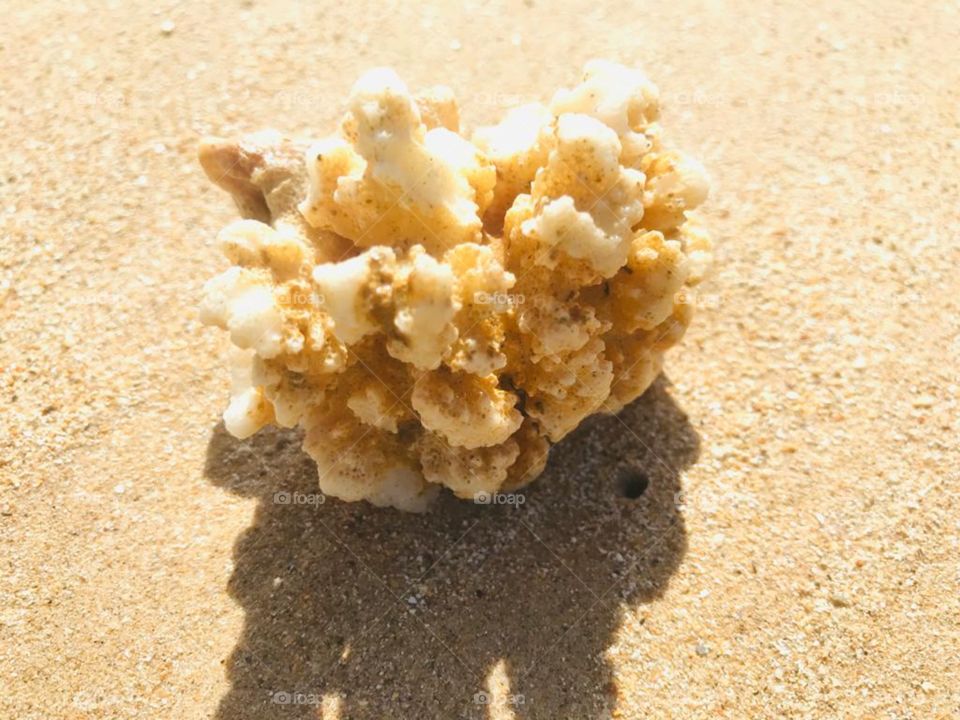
[619,471,649,499]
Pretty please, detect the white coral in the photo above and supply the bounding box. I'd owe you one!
[411,370,522,450]
[299,68,493,254]
[199,62,712,511]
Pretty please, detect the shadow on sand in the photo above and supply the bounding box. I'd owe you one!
[205,376,700,719]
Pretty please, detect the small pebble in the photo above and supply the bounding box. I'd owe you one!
[160,20,175,35]
[830,593,852,608]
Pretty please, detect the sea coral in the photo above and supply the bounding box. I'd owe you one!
[199,62,711,511]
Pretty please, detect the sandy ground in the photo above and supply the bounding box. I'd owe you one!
[2,1,959,718]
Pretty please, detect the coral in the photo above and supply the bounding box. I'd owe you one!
[199,62,711,511]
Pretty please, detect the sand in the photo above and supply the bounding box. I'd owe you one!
[1,1,958,718]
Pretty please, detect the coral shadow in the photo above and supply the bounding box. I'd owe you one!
[205,376,699,719]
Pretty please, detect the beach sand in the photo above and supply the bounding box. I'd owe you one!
[1,1,958,717]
